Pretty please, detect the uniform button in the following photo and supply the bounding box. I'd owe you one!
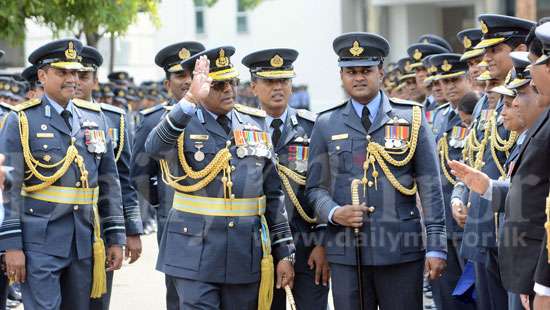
[410,211,415,216]
[74,205,79,211]
[183,227,188,233]
[228,221,235,228]
[43,145,48,149]
[29,208,34,213]
[75,181,81,187]
[368,206,376,213]
[335,146,341,151]
[71,137,76,143]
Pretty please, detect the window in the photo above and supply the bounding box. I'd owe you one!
[195,0,206,35]
[237,0,249,34]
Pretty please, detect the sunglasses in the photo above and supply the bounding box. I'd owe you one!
[211,78,239,91]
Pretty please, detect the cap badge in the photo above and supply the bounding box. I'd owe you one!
[442,59,453,72]
[178,48,191,60]
[65,41,77,60]
[11,85,19,93]
[119,73,125,80]
[404,61,412,73]
[270,54,284,68]
[413,49,422,61]
[429,65,437,73]
[118,90,125,97]
[3,84,9,90]
[480,20,489,34]
[423,38,430,44]
[215,49,230,68]
[349,41,364,57]
[463,36,472,49]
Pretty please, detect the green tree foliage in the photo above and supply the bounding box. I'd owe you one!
[0,0,160,47]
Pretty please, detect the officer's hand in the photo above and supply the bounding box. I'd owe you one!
[106,245,123,272]
[449,160,490,194]
[276,260,295,289]
[186,55,212,103]
[4,250,25,284]
[307,245,330,286]
[125,235,142,264]
[333,204,368,227]
[522,294,532,310]
[451,199,468,228]
[424,257,446,281]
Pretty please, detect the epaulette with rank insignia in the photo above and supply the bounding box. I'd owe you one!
[100,103,126,115]
[0,101,15,111]
[319,101,348,115]
[141,103,166,116]
[390,97,424,107]
[296,109,317,122]
[234,103,266,117]
[13,98,41,112]
[73,98,101,112]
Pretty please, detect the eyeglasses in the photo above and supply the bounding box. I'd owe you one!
[211,78,239,92]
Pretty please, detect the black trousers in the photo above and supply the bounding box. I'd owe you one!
[330,259,424,310]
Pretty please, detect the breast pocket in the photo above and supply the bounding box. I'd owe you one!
[164,214,205,271]
[29,139,64,164]
[328,140,352,173]
[183,139,217,170]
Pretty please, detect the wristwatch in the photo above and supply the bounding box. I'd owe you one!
[281,253,296,265]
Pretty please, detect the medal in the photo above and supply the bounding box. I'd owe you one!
[194,143,205,162]
[237,146,247,158]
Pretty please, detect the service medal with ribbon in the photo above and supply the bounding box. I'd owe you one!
[288,144,309,173]
[234,129,272,159]
[450,126,468,148]
[384,118,410,149]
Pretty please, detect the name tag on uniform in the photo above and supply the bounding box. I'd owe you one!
[36,133,54,138]
[190,134,209,141]
[331,133,348,141]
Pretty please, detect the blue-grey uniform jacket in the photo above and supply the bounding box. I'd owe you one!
[306,92,447,266]
[100,103,143,235]
[130,101,175,220]
[145,102,294,284]
[272,107,325,272]
[0,97,126,259]
[434,105,464,239]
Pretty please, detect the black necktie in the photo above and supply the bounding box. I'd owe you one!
[61,109,72,132]
[270,118,283,146]
[361,106,371,132]
[217,114,231,135]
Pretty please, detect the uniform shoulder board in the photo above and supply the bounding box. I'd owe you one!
[100,103,126,115]
[13,98,41,112]
[319,101,348,115]
[390,97,424,107]
[140,103,165,116]
[296,109,317,122]
[72,98,101,112]
[0,101,14,111]
[434,102,450,110]
[234,103,266,117]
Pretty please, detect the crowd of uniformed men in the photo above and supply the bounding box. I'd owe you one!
[0,11,549,310]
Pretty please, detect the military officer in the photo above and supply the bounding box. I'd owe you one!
[418,34,453,52]
[73,45,144,310]
[456,29,485,92]
[144,47,295,309]
[406,42,449,112]
[241,48,330,309]
[0,38,126,309]
[426,53,476,310]
[22,65,44,99]
[396,57,421,102]
[450,14,534,310]
[305,32,447,310]
[130,41,204,310]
